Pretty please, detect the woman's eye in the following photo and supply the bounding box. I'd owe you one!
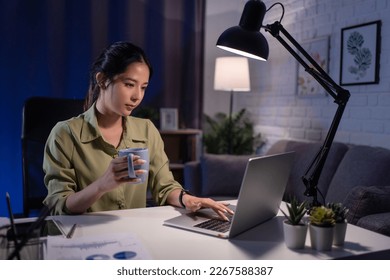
[125,83,135,87]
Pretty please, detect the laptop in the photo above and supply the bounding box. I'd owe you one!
[163,151,294,239]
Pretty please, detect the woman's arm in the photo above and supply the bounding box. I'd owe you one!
[65,156,146,214]
[43,120,146,214]
[166,189,234,221]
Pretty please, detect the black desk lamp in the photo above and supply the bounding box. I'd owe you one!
[216,0,350,206]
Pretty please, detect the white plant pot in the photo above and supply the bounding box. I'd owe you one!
[333,222,347,246]
[309,224,334,251]
[283,220,308,250]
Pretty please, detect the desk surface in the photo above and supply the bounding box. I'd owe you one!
[41,201,390,260]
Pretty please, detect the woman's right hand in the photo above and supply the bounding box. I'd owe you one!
[98,155,147,192]
[65,155,147,214]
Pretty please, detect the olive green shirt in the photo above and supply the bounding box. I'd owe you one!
[43,104,182,215]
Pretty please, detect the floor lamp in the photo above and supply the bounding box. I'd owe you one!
[214,56,251,154]
[216,0,350,206]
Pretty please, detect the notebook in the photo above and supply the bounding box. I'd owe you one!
[163,152,294,239]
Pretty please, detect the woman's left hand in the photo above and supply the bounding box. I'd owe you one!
[182,195,234,221]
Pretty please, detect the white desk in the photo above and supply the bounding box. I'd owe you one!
[41,201,390,260]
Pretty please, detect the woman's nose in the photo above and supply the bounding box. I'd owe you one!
[131,87,143,101]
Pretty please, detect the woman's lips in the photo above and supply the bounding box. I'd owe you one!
[125,104,135,111]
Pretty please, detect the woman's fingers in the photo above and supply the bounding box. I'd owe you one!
[185,196,234,221]
[113,155,147,180]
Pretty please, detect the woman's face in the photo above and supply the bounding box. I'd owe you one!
[98,62,150,117]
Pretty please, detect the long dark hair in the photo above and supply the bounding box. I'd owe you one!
[84,41,153,111]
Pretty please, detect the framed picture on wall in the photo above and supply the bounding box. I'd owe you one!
[297,36,329,96]
[340,20,381,86]
[160,108,178,130]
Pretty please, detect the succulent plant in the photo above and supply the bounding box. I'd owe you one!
[280,197,307,225]
[326,202,349,223]
[309,206,336,227]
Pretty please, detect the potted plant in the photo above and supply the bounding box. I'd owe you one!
[280,197,308,249]
[308,206,336,251]
[203,109,265,155]
[327,202,349,246]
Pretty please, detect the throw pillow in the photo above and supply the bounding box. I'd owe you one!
[344,185,390,225]
[201,154,253,197]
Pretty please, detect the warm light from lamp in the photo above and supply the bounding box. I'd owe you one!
[214,56,251,92]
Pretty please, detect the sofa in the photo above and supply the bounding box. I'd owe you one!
[183,139,390,236]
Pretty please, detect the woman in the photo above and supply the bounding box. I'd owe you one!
[43,41,232,220]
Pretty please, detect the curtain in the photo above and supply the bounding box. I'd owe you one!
[0,0,205,216]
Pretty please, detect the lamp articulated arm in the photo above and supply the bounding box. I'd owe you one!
[265,21,351,206]
[216,0,351,206]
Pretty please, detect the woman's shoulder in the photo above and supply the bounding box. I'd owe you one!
[128,115,152,123]
[126,116,161,139]
[128,116,157,130]
[49,114,85,138]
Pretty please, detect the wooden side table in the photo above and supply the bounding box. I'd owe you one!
[159,129,202,184]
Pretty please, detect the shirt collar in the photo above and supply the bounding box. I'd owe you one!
[80,103,102,143]
[80,103,148,146]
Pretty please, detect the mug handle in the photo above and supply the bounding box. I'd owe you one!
[127,153,137,178]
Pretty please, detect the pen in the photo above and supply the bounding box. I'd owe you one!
[66,224,77,239]
[52,219,76,239]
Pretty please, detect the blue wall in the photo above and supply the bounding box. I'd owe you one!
[0,0,167,216]
[0,1,92,216]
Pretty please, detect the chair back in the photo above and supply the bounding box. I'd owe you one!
[22,96,84,217]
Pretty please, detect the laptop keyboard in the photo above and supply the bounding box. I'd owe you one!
[193,213,234,233]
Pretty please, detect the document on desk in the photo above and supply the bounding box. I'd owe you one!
[45,232,152,260]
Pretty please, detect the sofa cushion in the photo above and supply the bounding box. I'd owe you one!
[343,185,390,225]
[200,153,253,197]
[326,145,390,203]
[183,161,202,196]
[266,140,348,203]
[357,213,390,236]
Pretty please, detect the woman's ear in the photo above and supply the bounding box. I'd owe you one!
[96,72,107,89]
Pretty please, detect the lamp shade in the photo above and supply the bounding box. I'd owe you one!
[214,57,251,92]
[216,0,269,61]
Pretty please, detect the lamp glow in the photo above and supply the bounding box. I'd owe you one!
[213,56,251,154]
[214,57,250,92]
